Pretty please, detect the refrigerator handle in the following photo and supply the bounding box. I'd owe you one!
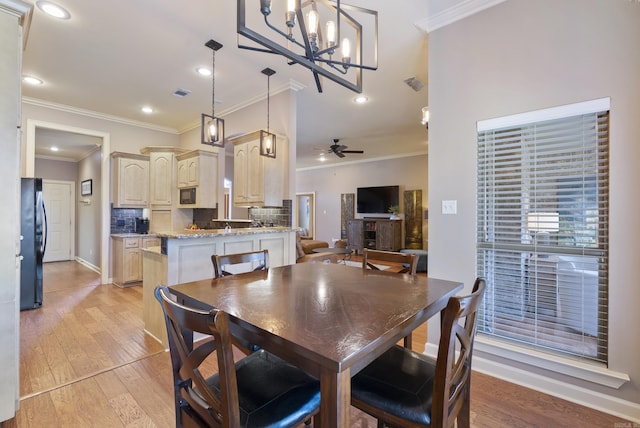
[41,199,48,256]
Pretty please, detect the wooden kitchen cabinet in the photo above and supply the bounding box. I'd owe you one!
[112,152,149,208]
[177,155,199,188]
[141,147,187,209]
[175,150,218,208]
[112,235,160,287]
[232,131,283,207]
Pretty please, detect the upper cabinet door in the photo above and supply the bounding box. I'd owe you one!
[232,132,282,207]
[112,153,149,208]
[149,152,173,207]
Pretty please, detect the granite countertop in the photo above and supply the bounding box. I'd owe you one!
[154,227,294,239]
[111,233,159,238]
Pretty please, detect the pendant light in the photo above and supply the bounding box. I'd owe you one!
[201,39,225,147]
[260,67,276,158]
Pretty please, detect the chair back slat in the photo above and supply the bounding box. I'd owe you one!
[211,249,269,278]
[362,248,418,275]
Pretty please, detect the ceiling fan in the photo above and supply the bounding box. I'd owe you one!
[328,139,364,158]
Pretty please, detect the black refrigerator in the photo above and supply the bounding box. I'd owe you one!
[20,178,47,311]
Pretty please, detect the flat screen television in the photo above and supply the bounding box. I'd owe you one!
[357,185,399,214]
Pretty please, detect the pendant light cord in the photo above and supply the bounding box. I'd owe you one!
[267,73,270,133]
[211,49,216,118]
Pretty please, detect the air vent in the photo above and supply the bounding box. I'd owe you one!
[173,88,191,97]
[403,77,424,92]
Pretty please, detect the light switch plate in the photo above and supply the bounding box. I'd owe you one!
[442,200,457,215]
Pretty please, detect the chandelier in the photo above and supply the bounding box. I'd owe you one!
[237,0,378,93]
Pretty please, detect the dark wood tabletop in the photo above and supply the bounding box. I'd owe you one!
[169,262,463,427]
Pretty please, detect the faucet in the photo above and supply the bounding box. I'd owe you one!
[224,222,232,231]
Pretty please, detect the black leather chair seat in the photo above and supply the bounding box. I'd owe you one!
[196,349,320,427]
[351,345,437,426]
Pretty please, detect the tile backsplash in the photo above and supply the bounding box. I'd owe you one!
[248,200,292,227]
[111,207,143,233]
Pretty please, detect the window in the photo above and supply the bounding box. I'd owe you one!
[476,99,609,364]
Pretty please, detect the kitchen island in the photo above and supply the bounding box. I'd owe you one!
[142,227,297,345]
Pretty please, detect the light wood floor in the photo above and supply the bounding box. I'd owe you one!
[3,261,631,427]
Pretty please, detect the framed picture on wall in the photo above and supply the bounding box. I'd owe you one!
[81,179,92,196]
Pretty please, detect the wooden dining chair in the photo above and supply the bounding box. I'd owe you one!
[351,278,486,428]
[211,249,269,278]
[362,248,419,275]
[155,286,320,428]
[363,248,419,348]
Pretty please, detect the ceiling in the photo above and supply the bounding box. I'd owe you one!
[21,0,468,168]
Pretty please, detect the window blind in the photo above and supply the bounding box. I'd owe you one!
[476,104,609,363]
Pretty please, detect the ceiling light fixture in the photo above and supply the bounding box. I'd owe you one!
[141,106,153,114]
[260,68,277,158]
[36,1,70,19]
[196,67,212,76]
[23,76,44,86]
[237,0,378,94]
[201,39,225,147]
[354,95,368,104]
[50,146,59,152]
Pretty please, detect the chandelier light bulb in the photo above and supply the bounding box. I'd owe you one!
[208,122,217,139]
[285,0,296,30]
[307,10,318,36]
[326,20,336,48]
[342,38,351,66]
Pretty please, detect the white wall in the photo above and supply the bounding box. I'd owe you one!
[35,158,77,182]
[296,154,428,246]
[77,149,101,267]
[428,0,640,415]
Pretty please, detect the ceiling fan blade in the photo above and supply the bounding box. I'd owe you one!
[335,145,348,152]
[341,150,364,154]
[335,151,346,158]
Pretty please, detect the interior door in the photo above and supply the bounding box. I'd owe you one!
[42,180,73,262]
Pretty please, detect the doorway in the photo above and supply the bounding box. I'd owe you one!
[25,120,111,284]
[296,192,315,239]
[42,180,75,262]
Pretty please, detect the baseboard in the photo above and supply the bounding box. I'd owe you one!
[424,343,640,423]
[74,256,100,274]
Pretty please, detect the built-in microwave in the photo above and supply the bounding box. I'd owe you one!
[179,187,196,205]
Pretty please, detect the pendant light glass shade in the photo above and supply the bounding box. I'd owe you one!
[201,39,225,147]
[260,130,276,158]
[201,113,224,146]
[260,67,276,158]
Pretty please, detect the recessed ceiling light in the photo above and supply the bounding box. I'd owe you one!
[50,146,59,152]
[23,76,44,86]
[196,67,212,76]
[36,1,71,19]
[141,106,154,114]
[354,96,368,104]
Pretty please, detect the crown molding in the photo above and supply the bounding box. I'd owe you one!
[178,79,306,134]
[0,0,31,17]
[22,97,179,134]
[417,0,508,33]
[296,150,428,172]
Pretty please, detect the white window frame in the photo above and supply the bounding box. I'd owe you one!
[474,98,627,386]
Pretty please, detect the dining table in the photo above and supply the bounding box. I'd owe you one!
[169,261,463,427]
